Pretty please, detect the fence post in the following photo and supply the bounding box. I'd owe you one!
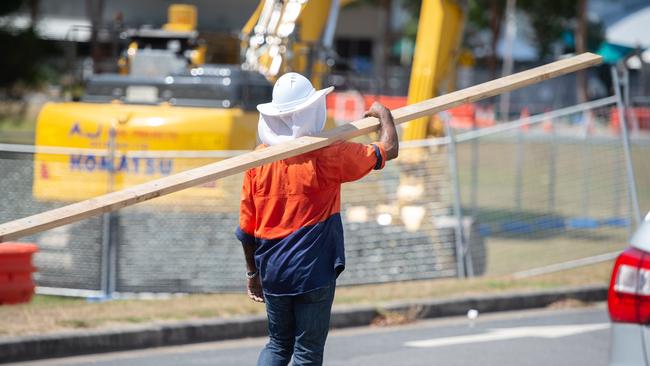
[579,111,592,219]
[100,123,118,298]
[611,66,642,229]
[547,112,557,213]
[443,113,471,277]
[514,119,524,211]
[622,68,640,134]
[470,113,479,217]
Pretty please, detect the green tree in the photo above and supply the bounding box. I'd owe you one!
[517,0,576,59]
[0,0,22,15]
[0,0,53,92]
[575,0,588,102]
[467,0,506,77]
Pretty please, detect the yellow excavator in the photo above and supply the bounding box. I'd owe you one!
[240,0,464,137]
[33,1,464,205]
[33,1,482,276]
[34,5,270,203]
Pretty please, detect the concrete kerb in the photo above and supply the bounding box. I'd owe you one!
[379,284,607,319]
[0,285,607,363]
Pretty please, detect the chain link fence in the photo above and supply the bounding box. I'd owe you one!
[0,78,647,297]
[0,154,103,292]
[0,142,467,295]
[452,99,645,278]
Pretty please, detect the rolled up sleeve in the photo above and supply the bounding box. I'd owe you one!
[337,141,387,183]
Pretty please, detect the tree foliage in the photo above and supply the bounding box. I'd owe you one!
[517,0,576,58]
[401,0,602,61]
[0,0,23,16]
[0,29,50,88]
[467,0,506,31]
[0,0,54,92]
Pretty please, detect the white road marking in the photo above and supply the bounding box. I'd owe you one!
[404,323,610,348]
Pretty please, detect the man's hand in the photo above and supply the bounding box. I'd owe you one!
[363,102,399,161]
[363,101,390,119]
[241,242,262,302]
[247,275,264,303]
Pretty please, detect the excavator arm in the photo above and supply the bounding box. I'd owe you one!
[241,0,340,87]
[242,0,465,138]
[405,0,464,139]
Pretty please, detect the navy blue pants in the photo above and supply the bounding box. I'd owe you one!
[257,282,336,366]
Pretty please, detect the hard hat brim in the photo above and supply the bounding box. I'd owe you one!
[256,86,334,116]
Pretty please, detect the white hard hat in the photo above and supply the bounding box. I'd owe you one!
[257,73,334,116]
[256,73,334,146]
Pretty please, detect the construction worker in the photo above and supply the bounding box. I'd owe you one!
[236,72,399,366]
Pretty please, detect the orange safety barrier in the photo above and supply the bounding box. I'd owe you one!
[326,93,495,128]
[327,93,408,122]
[0,242,38,305]
[542,108,554,133]
[610,107,650,133]
[446,104,496,129]
[519,107,530,132]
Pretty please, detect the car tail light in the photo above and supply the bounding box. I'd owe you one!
[608,247,650,323]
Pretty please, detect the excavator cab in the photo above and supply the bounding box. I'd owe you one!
[33,4,272,204]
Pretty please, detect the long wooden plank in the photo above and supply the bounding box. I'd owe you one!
[0,52,602,242]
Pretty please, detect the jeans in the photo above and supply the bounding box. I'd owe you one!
[257,282,336,366]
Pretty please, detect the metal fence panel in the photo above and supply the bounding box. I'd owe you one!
[1,96,648,295]
[0,155,103,291]
[111,144,461,292]
[453,102,639,277]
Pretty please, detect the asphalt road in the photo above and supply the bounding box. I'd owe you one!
[8,304,611,366]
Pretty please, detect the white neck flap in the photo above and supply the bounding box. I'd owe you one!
[257,95,327,146]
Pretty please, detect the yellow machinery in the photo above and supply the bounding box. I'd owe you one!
[240,0,464,212]
[34,5,269,204]
[392,1,463,233]
[240,0,466,212]
[163,4,198,32]
[34,1,464,205]
[404,0,464,140]
[242,0,464,136]
[33,102,258,203]
[241,0,343,87]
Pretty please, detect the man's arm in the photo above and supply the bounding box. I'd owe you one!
[242,244,257,275]
[242,243,264,303]
[236,170,264,303]
[335,102,398,184]
[364,102,399,160]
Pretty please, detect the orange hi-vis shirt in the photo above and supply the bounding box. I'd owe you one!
[236,141,387,295]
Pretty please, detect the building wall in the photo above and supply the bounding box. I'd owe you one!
[26,1,387,76]
[335,4,384,75]
[32,0,259,31]
[335,4,382,38]
[33,1,383,35]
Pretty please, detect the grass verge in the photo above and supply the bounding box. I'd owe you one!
[0,261,613,338]
[0,117,35,144]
